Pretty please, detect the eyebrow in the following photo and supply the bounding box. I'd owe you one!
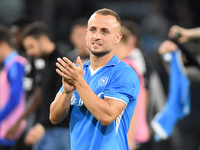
[90,25,108,29]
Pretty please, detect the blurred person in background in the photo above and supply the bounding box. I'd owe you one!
[122,20,167,150]
[157,25,200,150]
[8,21,71,150]
[0,24,27,150]
[6,16,39,150]
[10,16,34,56]
[67,18,89,63]
[152,39,191,150]
[113,26,150,150]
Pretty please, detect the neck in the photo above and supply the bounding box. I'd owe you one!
[89,51,114,70]
[3,46,13,58]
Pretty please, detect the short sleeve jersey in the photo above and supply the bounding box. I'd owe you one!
[58,55,140,150]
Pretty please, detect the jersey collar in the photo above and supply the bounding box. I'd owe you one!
[84,55,121,68]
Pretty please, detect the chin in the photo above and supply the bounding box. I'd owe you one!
[90,50,111,57]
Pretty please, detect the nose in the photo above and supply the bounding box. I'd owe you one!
[94,31,101,39]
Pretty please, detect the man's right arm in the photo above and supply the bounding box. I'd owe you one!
[49,90,72,124]
[168,25,200,43]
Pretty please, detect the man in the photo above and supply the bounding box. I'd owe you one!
[6,17,44,150]
[0,25,27,150]
[10,16,34,56]
[113,26,150,150]
[120,21,161,149]
[8,21,71,150]
[49,8,140,150]
[67,18,89,63]
[160,25,200,150]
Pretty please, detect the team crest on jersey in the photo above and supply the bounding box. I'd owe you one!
[98,76,108,86]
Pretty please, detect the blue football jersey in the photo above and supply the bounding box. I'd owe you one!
[57,55,140,150]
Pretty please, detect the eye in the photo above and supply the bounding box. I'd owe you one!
[90,28,96,33]
[102,30,108,34]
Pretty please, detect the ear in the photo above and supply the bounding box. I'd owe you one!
[114,33,122,44]
[86,28,88,34]
[85,28,88,41]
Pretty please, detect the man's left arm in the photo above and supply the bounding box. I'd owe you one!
[75,77,126,126]
[56,57,139,126]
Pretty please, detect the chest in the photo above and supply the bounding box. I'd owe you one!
[71,67,112,106]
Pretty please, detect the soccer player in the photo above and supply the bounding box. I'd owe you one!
[0,25,27,150]
[49,8,140,150]
[7,21,71,150]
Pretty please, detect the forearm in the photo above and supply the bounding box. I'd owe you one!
[75,78,122,126]
[16,87,41,123]
[49,91,72,124]
[187,27,200,40]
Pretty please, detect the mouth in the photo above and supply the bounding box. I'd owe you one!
[92,42,102,47]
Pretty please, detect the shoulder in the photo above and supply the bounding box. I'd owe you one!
[114,61,138,77]
[107,61,139,87]
[8,62,25,80]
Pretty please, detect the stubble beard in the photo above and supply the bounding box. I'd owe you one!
[88,47,111,57]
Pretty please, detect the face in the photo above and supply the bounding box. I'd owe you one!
[86,14,122,57]
[23,36,44,58]
[10,25,22,49]
[70,25,87,55]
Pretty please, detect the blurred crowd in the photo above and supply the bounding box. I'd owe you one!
[0,0,200,150]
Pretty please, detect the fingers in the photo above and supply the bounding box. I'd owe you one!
[56,58,73,78]
[57,58,68,69]
[82,70,86,77]
[158,40,178,54]
[63,57,76,69]
[77,56,83,70]
[56,57,85,86]
[56,61,68,76]
[168,25,181,39]
[5,133,17,140]
[24,127,42,146]
[25,132,35,145]
[56,56,84,77]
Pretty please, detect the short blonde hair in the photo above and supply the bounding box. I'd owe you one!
[93,8,121,25]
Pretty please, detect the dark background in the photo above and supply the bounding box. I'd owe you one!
[0,0,199,54]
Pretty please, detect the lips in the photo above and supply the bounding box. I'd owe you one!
[92,42,102,47]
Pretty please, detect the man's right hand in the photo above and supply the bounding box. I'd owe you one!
[158,40,178,55]
[56,56,85,94]
[56,57,75,94]
[168,25,190,43]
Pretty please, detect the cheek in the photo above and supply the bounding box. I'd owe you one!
[36,47,42,56]
[86,35,91,45]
